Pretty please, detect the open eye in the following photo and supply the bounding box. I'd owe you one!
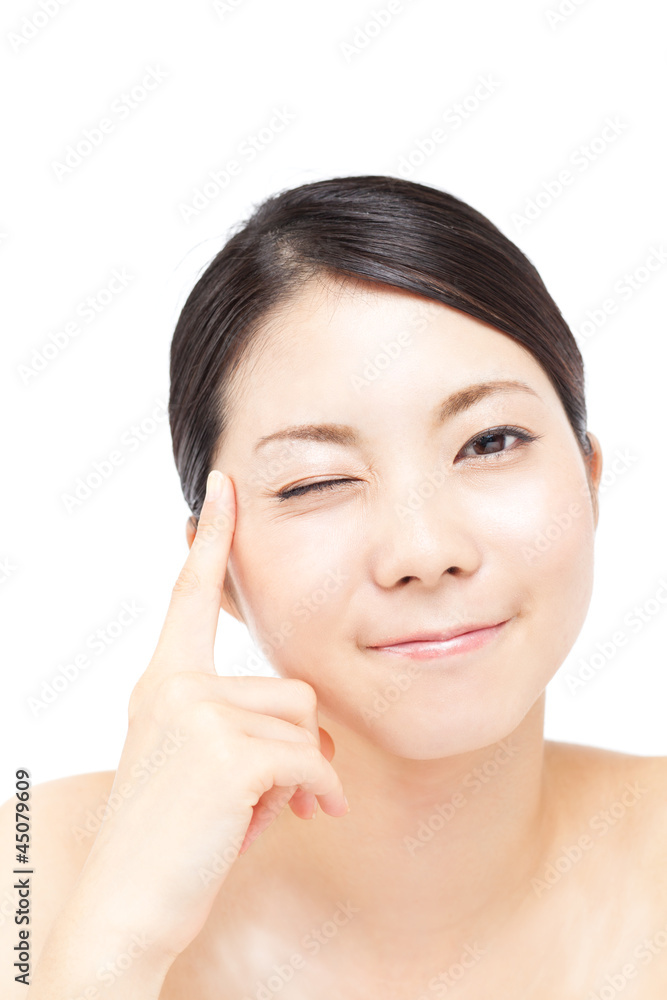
[457,425,537,460]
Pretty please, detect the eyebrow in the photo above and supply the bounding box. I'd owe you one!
[253,379,540,452]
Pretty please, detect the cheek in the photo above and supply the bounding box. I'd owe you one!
[227,511,356,666]
[483,463,596,669]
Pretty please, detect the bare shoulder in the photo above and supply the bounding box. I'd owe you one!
[545,737,667,794]
[545,739,667,876]
[0,770,116,987]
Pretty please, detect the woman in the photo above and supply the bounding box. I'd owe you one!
[11,175,667,997]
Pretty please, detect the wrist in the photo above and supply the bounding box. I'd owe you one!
[29,898,175,999]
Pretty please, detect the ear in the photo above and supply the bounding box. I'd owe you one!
[583,432,603,529]
[185,515,245,624]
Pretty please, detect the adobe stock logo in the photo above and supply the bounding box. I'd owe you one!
[18,269,134,385]
[50,67,169,180]
[564,578,667,695]
[178,108,296,223]
[338,0,421,63]
[7,0,72,53]
[60,397,168,513]
[531,780,648,898]
[545,0,591,28]
[27,600,144,716]
[396,74,501,178]
[510,117,628,232]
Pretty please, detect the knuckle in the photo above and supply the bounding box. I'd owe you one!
[290,678,318,711]
[292,766,312,788]
[172,565,202,598]
[288,746,321,790]
[127,678,150,721]
[296,741,321,767]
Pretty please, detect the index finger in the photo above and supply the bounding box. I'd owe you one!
[150,469,236,675]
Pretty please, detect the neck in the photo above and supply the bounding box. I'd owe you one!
[271,694,556,954]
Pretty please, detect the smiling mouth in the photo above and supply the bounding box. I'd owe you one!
[367,620,511,660]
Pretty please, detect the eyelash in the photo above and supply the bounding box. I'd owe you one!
[273,425,540,502]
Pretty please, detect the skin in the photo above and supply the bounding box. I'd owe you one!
[12,274,667,998]
[174,272,662,987]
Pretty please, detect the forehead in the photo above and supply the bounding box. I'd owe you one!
[220,276,558,451]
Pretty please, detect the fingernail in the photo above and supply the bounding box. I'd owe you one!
[206,470,224,501]
[310,800,318,819]
[343,796,350,814]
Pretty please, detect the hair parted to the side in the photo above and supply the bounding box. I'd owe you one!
[169,174,593,523]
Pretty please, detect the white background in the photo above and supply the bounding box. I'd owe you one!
[1,0,666,805]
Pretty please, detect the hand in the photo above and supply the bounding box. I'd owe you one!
[72,469,348,963]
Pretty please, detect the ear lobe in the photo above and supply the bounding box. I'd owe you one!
[186,515,198,550]
[220,586,245,624]
[584,432,603,528]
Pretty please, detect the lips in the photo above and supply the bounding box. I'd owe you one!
[367,619,512,661]
[367,620,509,648]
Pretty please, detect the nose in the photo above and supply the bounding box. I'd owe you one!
[368,472,482,590]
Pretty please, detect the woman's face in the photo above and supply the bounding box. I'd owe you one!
[212,276,602,758]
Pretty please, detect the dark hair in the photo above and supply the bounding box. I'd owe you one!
[169,174,593,522]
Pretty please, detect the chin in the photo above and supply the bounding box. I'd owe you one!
[324,683,541,761]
